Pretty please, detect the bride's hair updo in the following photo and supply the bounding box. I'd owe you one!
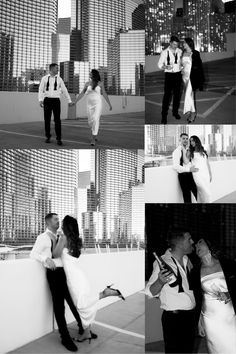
[189,135,208,160]
[184,37,195,51]
[91,69,101,90]
[62,215,82,258]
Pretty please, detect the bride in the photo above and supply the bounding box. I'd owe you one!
[181,38,204,123]
[183,135,212,203]
[73,69,112,146]
[195,238,236,354]
[53,215,125,343]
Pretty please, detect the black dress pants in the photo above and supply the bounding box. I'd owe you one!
[162,310,196,353]
[178,172,198,203]
[43,97,61,140]
[162,72,182,117]
[46,268,83,339]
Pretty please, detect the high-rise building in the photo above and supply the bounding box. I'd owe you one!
[146,0,175,54]
[95,149,144,243]
[108,29,145,95]
[0,150,78,245]
[60,61,90,93]
[0,0,58,91]
[119,182,144,242]
[132,3,145,30]
[126,0,144,29]
[52,18,71,66]
[82,211,106,245]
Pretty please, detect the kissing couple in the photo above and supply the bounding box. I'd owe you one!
[30,213,124,352]
[145,229,236,353]
[173,132,212,203]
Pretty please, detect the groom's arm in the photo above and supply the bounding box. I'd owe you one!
[60,78,72,103]
[157,51,166,70]
[30,234,50,266]
[172,149,196,173]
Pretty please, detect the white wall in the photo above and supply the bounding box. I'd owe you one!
[145,297,163,344]
[0,251,144,354]
[145,160,236,203]
[145,51,235,74]
[0,92,144,124]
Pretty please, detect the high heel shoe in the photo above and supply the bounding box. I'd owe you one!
[105,284,125,300]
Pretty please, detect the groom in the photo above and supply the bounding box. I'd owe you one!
[38,63,74,146]
[145,229,198,353]
[158,36,183,124]
[30,213,83,352]
[172,133,198,203]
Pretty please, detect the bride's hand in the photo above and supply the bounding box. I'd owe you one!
[210,175,212,182]
[198,317,205,337]
[216,291,231,304]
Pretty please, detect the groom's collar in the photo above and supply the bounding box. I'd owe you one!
[46,228,57,238]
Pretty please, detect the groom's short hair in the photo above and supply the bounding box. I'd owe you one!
[180,133,188,138]
[170,35,180,43]
[168,228,190,248]
[45,213,58,222]
[49,63,58,70]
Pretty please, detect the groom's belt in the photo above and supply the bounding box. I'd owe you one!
[164,309,195,314]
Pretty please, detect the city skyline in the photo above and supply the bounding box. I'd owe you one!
[146,0,235,54]
[0,149,144,248]
[145,125,236,158]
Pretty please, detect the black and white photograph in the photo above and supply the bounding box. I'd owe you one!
[0,0,145,149]
[145,0,236,124]
[145,203,236,354]
[0,149,145,353]
[145,125,236,203]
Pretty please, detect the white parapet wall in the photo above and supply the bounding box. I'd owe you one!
[0,250,144,353]
[0,92,144,125]
[145,159,236,203]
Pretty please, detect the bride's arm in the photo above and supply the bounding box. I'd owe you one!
[52,235,67,258]
[206,157,212,182]
[74,82,88,104]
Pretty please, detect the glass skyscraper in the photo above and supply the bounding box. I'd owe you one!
[0,150,78,245]
[0,0,57,91]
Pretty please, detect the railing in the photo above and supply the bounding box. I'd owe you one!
[0,250,145,353]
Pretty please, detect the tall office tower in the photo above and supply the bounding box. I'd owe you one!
[0,150,78,245]
[183,0,212,52]
[209,11,235,52]
[146,0,174,54]
[126,0,144,29]
[94,150,144,244]
[132,3,145,30]
[0,0,57,91]
[77,171,91,228]
[108,30,145,95]
[78,0,126,69]
[119,182,144,243]
[52,18,71,66]
[60,61,90,93]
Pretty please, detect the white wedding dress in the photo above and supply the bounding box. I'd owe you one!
[191,152,211,203]
[182,55,195,114]
[85,85,103,136]
[61,248,99,328]
[201,271,236,354]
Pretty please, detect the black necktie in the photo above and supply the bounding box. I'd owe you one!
[170,257,184,293]
[175,53,178,64]
[54,76,57,90]
[46,76,50,91]
[180,149,184,166]
[167,51,170,65]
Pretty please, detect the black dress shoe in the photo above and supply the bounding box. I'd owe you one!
[173,113,181,120]
[61,337,78,352]
[90,330,98,339]
[57,140,63,146]
[45,138,51,143]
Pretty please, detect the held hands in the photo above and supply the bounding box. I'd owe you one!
[216,291,231,304]
[109,104,112,111]
[158,269,172,286]
[45,257,56,270]
[68,102,75,107]
[190,165,199,173]
[39,101,44,108]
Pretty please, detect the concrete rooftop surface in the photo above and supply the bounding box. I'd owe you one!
[10,292,144,354]
[145,57,236,124]
[0,112,144,149]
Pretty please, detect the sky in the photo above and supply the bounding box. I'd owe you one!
[58,0,71,18]
[79,150,91,172]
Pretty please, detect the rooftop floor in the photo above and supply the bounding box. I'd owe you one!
[145,57,236,124]
[0,112,144,149]
[10,292,144,354]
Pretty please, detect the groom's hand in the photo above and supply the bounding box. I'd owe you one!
[45,258,56,270]
[190,166,199,172]
[158,269,172,286]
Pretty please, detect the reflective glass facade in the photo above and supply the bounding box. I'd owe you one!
[60,61,90,93]
[0,0,57,91]
[109,30,145,95]
[0,150,78,245]
[96,149,144,244]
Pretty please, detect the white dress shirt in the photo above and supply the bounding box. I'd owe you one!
[172,145,192,174]
[145,249,196,311]
[30,228,63,268]
[38,74,72,103]
[158,47,182,73]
